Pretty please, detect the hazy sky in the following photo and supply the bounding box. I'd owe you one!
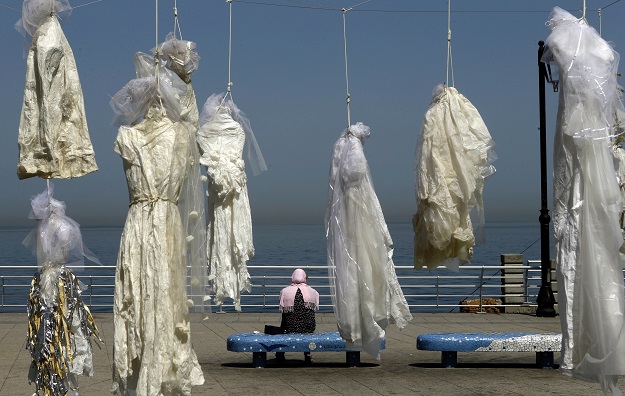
[1,0,623,227]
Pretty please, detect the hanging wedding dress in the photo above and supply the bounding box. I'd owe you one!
[326,122,413,359]
[196,93,266,311]
[23,184,100,396]
[110,69,204,395]
[543,7,625,395]
[15,0,97,180]
[157,34,209,311]
[413,85,496,270]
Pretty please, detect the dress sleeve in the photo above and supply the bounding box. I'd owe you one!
[114,126,137,164]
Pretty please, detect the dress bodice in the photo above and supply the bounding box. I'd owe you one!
[114,113,190,205]
[197,107,247,198]
[197,107,246,160]
[544,14,619,135]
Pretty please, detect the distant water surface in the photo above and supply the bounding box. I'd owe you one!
[0,222,548,267]
[0,222,550,312]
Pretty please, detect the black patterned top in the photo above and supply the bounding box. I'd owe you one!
[280,288,316,333]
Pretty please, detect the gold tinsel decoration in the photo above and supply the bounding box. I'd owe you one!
[26,267,100,395]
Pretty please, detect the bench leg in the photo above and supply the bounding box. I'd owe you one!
[441,351,457,368]
[253,352,267,368]
[346,351,360,367]
[536,352,554,369]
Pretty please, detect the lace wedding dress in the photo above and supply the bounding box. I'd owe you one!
[196,95,254,311]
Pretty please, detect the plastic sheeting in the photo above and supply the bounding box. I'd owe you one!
[158,32,199,84]
[16,1,97,180]
[196,93,266,311]
[326,122,413,359]
[413,85,496,271]
[157,34,209,313]
[22,184,100,278]
[110,52,187,127]
[543,7,625,395]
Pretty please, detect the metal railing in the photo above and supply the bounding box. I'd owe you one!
[0,263,544,313]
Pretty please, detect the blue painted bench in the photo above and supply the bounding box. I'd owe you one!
[417,332,561,368]
[227,331,385,368]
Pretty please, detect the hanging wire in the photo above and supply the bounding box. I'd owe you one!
[173,0,183,40]
[445,0,454,88]
[0,0,108,13]
[577,0,589,24]
[342,9,351,129]
[602,0,623,9]
[73,0,105,9]
[339,0,375,130]
[216,0,235,112]
[1,0,620,15]
[346,0,375,10]
[597,0,623,36]
[155,0,160,86]
[229,1,588,14]
[598,7,602,36]
[215,0,239,121]
[228,0,233,95]
[155,0,165,112]
[0,3,20,12]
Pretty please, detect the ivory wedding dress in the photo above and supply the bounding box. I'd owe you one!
[112,107,204,395]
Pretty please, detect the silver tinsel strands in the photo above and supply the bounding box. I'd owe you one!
[26,266,100,396]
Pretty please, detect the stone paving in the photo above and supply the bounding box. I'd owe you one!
[0,312,622,395]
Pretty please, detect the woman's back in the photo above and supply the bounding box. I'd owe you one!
[281,288,316,333]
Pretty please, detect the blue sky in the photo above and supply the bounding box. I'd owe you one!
[0,0,623,227]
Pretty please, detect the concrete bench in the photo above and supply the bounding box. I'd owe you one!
[417,332,561,368]
[227,331,385,368]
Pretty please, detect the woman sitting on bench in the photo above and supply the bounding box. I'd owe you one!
[269,269,319,362]
[280,268,320,333]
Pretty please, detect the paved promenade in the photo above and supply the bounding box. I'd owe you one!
[0,312,621,395]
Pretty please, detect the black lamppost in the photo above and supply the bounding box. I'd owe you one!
[536,40,557,317]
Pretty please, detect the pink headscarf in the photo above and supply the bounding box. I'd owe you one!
[279,269,319,312]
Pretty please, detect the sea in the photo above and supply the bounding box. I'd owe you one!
[0,222,550,312]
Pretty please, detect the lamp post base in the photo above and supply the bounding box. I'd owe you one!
[536,285,557,317]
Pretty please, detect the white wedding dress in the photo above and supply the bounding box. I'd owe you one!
[326,122,413,359]
[197,95,255,311]
[544,7,625,395]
